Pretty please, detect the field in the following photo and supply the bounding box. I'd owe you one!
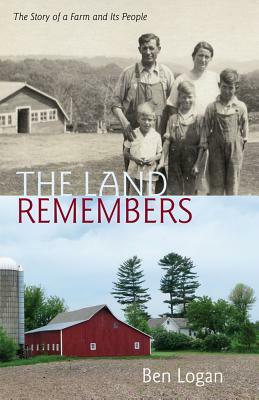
[0,130,259,196]
[0,353,258,399]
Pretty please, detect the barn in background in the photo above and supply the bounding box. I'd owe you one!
[0,81,69,134]
[25,304,151,357]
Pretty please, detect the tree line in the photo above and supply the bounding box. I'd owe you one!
[111,253,258,351]
[0,58,259,127]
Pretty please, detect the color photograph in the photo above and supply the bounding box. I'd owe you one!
[0,197,258,399]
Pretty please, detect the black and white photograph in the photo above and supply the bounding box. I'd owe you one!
[0,0,259,195]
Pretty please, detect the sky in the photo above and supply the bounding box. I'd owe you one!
[0,196,258,322]
[1,0,259,61]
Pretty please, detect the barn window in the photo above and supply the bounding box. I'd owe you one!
[36,344,39,351]
[49,109,57,120]
[31,344,34,351]
[56,344,59,351]
[40,111,47,121]
[47,344,50,351]
[113,322,119,329]
[90,342,96,351]
[41,344,45,351]
[134,342,140,350]
[31,112,39,122]
[52,344,55,351]
[0,115,6,126]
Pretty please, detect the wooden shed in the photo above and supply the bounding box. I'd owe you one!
[25,304,151,357]
[0,81,69,134]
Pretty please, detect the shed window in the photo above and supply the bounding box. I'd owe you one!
[40,111,47,121]
[52,344,55,351]
[31,112,39,122]
[56,344,59,352]
[49,109,57,120]
[0,115,6,126]
[47,344,50,351]
[31,344,34,351]
[41,344,45,351]
[134,342,140,350]
[36,344,39,351]
[90,342,96,351]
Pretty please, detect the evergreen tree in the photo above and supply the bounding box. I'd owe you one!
[111,256,151,313]
[177,257,200,315]
[159,253,200,317]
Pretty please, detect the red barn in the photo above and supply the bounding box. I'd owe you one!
[25,304,151,357]
[0,81,68,134]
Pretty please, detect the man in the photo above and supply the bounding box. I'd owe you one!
[112,33,174,147]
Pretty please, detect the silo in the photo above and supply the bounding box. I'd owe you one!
[0,257,24,348]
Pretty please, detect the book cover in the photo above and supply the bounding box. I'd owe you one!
[0,1,258,399]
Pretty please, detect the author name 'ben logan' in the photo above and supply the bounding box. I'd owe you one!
[143,368,223,387]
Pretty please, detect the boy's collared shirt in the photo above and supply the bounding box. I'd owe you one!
[164,108,202,142]
[201,96,249,147]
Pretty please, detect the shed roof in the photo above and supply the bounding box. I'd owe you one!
[148,317,189,329]
[148,317,167,329]
[0,81,69,120]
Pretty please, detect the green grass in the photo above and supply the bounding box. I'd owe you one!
[0,352,177,368]
[1,348,258,368]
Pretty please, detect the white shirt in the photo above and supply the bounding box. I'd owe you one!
[125,127,162,181]
[167,70,220,115]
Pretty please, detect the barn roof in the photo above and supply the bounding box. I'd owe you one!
[26,320,85,334]
[0,81,69,120]
[25,304,151,337]
[49,304,106,324]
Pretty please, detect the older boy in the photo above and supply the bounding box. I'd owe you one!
[198,68,248,195]
[124,103,162,195]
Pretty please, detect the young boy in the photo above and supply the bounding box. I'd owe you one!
[194,68,249,195]
[124,103,162,195]
[158,80,203,195]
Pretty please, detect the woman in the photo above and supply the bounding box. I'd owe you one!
[167,41,219,115]
[165,42,219,194]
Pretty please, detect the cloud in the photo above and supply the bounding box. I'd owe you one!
[0,196,258,321]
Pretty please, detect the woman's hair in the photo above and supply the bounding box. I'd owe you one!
[177,80,196,96]
[220,68,239,85]
[192,41,214,59]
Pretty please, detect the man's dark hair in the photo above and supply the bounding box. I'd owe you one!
[138,33,160,47]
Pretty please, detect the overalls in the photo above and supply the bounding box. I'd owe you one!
[125,63,167,132]
[124,64,167,192]
[208,104,244,195]
[167,114,200,195]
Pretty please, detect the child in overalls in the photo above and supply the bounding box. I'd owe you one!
[158,81,203,195]
[196,69,249,195]
[124,103,162,195]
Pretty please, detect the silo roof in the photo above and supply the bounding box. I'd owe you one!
[0,257,23,271]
